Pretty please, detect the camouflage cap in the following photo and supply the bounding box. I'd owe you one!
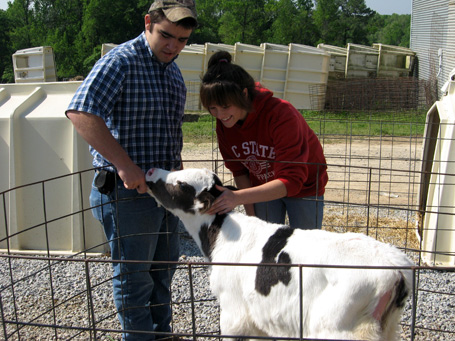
[149,0,197,23]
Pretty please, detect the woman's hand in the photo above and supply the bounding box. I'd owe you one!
[205,179,287,216]
[206,185,239,215]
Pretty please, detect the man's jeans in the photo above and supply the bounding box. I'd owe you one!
[254,195,324,229]
[90,178,180,340]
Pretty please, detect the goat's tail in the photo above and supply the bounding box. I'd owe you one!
[354,273,410,341]
[378,273,410,340]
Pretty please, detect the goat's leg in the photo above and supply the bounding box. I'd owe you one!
[219,300,268,340]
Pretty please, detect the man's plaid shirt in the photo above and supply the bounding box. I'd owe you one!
[67,32,186,172]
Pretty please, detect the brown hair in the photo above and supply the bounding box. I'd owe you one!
[200,51,257,111]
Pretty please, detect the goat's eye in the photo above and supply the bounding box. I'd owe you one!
[177,181,187,189]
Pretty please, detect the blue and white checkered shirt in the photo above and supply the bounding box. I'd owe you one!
[67,32,186,172]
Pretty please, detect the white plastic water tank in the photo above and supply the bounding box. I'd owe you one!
[0,87,14,193]
[419,69,455,266]
[101,43,118,56]
[204,43,235,73]
[260,43,289,99]
[0,82,106,254]
[373,43,416,78]
[345,43,379,78]
[317,43,347,80]
[176,44,206,110]
[13,46,57,83]
[284,44,330,110]
[177,44,206,81]
[234,43,264,82]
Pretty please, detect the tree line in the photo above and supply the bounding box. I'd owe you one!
[0,0,411,83]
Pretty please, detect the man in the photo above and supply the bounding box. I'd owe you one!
[66,1,197,339]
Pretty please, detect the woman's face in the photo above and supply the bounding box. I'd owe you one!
[207,88,249,128]
[208,103,248,128]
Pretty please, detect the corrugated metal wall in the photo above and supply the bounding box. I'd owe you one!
[411,0,455,97]
[448,1,455,80]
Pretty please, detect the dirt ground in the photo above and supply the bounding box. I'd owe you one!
[182,139,423,208]
[182,139,423,250]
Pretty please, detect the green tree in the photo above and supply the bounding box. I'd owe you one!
[32,0,86,79]
[313,0,342,45]
[267,0,317,45]
[218,0,270,45]
[339,0,375,45]
[0,10,14,82]
[0,0,413,80]
[189,0,222,44]
[370,14,411,47]
[314,0,374,46]
[7,0,35,51]
[81,0,148,47]
[77,0,150,76]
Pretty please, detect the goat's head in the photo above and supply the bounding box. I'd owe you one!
[146,168,224,216]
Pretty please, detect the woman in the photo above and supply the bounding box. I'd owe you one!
[200,50,328,229]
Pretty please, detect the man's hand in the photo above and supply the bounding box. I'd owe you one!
[117,164,148,194]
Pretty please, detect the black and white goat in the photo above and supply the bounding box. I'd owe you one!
[146,167,413,340]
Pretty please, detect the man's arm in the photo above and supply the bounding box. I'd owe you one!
[67,110,148,193]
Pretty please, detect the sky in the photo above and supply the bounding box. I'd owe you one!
[0,0,412,15]
[365,0,412,15]
[0,0,7,11]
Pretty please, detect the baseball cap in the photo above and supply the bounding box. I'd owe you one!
[149,0,197,23]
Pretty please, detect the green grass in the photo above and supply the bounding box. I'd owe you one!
[182,113,215,143]
[182,110,428,144]
[303,110,427,138]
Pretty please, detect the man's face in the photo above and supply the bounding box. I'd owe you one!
[145,16,192,64]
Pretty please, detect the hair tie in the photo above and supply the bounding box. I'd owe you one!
[219,59,228,63]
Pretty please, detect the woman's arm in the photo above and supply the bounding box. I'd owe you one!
[233,174,255,216]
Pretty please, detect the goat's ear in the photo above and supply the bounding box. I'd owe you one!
[213,174,238,191]
[197,190,216,213]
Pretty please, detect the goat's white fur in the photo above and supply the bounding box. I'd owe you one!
[146,168,413,340]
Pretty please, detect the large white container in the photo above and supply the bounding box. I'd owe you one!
[345,43,379,78]
[373,43,416,78]
[260,43,289,99]
[0,87,15,194]
[0,82,106,254]
[419,69,455,266]
[101,43,118,57]
[13,46,57,83]
[234,43,264,82]
[204,43,235,73]
[177,45,206,81]
[317,43,347,80]
[0,88,12,250]
[176,45,206,110]
[284,44,330,110]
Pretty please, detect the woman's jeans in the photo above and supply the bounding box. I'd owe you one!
[254,195,324,229]
[90,178,180,340]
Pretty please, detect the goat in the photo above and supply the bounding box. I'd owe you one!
[146,167,413,340]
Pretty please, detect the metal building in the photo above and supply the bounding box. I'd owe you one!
[410,0,455,97]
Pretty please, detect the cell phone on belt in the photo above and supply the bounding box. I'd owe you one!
[94,169,116,195]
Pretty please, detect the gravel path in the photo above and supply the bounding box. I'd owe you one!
[1,221,454,340]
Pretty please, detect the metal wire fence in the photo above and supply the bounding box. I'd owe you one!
[1,106,455,340]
